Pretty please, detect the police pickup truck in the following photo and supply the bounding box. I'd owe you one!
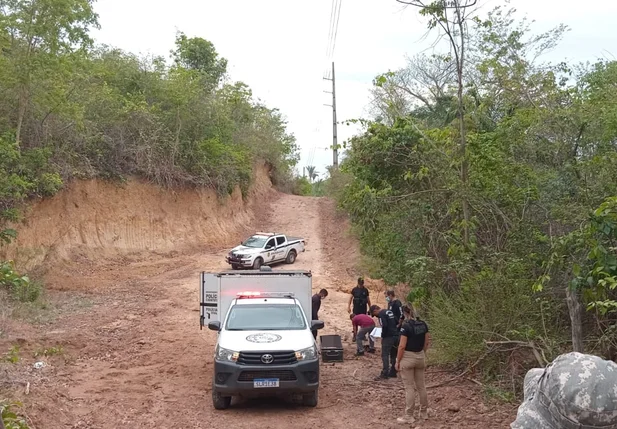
[225,232,306,270]
[200,267,323,409]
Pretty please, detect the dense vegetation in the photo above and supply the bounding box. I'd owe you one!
[0,0,299,302]
[333,3,617,390]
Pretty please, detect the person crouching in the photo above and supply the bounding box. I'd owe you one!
[350,313,376,356]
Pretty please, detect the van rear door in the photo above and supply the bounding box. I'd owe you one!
[200,272,220,329]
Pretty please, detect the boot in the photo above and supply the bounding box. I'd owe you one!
[419,406,429,420]
[388,367,397,378]
[374,372,388,380]
[355,350,364,357]
[396,415,415,424]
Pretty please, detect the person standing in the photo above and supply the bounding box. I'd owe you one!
[311,288,328,340]
[395,309,431,424]
[350,313,376,356]
[385,290,404,328]
[348,277,371,341]
[370,305,399,379]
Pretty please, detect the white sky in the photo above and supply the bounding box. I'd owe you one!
[92,0,617,178]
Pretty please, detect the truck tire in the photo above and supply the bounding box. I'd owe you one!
[212,389,231,410]
[231,264,239,270]
[252,257,263,270]
[302,390,318,407]
[285,250,297,264]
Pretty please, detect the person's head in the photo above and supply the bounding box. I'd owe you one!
[369,305,380,316]
[319,289,328,299]
[402,305,412,317]
[385,290,395,302]
[511,352,617,428]
[357,277,365,288]
[349,313,355,320]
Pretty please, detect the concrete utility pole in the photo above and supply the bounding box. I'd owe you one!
[323,61,338,168]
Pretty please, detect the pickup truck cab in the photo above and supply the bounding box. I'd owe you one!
[226,232,306,270]
[201,268,323,409]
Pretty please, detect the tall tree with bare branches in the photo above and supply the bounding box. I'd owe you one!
[396,0,478,248]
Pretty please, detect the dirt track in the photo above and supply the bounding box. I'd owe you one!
[1,193,517,428]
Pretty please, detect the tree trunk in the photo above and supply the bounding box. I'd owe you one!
[566,286,584,353]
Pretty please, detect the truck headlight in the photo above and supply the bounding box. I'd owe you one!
[295,345,318,361]
[215,345,239,362]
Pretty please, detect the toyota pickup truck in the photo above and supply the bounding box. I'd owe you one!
[225,232,306,270]
[200,267,323,409]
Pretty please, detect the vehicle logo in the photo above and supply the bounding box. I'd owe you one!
[245,333,282,343]
[261,354,274,364]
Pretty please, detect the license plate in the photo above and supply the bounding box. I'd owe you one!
[253,378,279,388]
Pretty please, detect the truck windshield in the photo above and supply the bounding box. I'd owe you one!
[225,304,306,331]
[242,236,268,248]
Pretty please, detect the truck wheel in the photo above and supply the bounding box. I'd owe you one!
[252,257,263,269]
[285,250,297,264]
[231,264,239,270]
[302,390,318,407]
[212,389,231,410]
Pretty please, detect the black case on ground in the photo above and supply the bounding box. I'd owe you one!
[320,334,344,363]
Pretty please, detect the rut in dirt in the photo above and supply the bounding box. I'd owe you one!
[8,194,516,429]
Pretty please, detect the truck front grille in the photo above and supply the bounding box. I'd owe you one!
[237,351,298,365]
[238,370,297,382]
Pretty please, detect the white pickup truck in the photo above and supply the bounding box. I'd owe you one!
[200,267,323,409]
[225,232,306,270]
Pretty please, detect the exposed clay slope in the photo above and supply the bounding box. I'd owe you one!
[2,164,275,271]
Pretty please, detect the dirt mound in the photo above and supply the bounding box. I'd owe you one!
[1,164,275,272]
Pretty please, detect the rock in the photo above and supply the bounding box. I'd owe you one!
[476,403,488,414]
[447,404,460,413]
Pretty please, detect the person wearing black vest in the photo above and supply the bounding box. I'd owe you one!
[395,309,431,424]
[370,305,399,379]
[385,290,404,328]
[348,277,371,341]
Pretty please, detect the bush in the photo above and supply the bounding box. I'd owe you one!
[291,177,312,196]
[0,261,41,303]
[1,400,30,429]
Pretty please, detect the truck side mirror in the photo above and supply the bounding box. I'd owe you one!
[208,321,221,331]
[311,320,325,330]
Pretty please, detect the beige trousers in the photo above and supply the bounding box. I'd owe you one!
[399,350,428,415]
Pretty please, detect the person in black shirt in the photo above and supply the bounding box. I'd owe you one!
[311,289,328,340]
[395,309,431,423]
[348,277,371,341]
[370,304,399,379]
[385,290,404,328]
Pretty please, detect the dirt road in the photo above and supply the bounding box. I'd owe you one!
[2,193,516,428]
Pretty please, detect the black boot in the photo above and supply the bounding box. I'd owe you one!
[388,367,398,378]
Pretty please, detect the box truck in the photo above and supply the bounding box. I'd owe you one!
[200,266,324,409]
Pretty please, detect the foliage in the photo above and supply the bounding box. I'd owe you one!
[0,0,298,214]
[1,400,30,429]
[338,3,617,382]
[2,345,20,363]
[0,260,40,302]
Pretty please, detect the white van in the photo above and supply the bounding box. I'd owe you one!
[200,267,323,409]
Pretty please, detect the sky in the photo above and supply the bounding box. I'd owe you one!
[91,0,617,179]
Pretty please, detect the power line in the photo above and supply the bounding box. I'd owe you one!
[324,0,342,78]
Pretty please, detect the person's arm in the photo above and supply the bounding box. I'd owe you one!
[397,335,407,363]
[351,319,358,336]
[367,290,371,308]
[424,332,431,352]
[378,313,387,337]
[347,293,353,313]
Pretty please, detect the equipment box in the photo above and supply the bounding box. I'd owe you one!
[320,334,344,363]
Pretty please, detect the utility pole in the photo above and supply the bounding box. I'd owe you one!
[323,61,338,168]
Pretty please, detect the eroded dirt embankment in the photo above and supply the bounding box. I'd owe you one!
[2,164,275,273]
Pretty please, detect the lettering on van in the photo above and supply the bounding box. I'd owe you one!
[246,333,282,343]
[204,291,218,319]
